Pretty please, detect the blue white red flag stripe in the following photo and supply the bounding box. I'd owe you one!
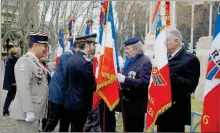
[201,3,220,132]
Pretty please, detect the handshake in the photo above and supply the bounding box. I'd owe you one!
[25,112,35,122]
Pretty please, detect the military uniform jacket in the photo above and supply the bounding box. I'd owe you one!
[10,52,48,120]
[65,50,96,111]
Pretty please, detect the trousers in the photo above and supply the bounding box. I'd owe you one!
[99,101,116,132]
[84,106,101,132]
[43,101,71,132]
[68,109,89,132]
[3,87,16,112]
[124,112,145,132]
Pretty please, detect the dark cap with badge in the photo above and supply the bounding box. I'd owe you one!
[74,33,97,45]
[124,37,142,46]
[28,32,49,44]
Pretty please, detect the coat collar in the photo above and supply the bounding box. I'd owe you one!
[10,55,18,60]
[77,50,87,56]
[171,47,182,58]
[122,54,143,74]
[77,50,91,61]
[27,52,39,62]
[169,47,185,61]
[26,52,47,74]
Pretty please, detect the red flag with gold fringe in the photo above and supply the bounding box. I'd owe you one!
[146,1,172,131]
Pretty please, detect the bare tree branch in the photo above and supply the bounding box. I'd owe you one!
[49,1,62,27]
[76,3,92,34]
[1,1,6,9]
[40,1,51,31]
[11,2,19,22]
[124,1,136,30]
[75,1,93,20]
[71,1,79,17]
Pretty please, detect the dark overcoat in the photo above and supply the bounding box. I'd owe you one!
[3,56,18,90]
[116,54,152,114]
[156,48,200,125]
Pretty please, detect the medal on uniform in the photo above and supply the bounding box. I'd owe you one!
[35,68,43,85]
[19,64,25,71]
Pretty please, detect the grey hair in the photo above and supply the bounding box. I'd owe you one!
[167,29,182,45]
[132,40,144,54]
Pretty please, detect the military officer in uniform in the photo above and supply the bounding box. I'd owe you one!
[10,32,49,132]
[65,33,97,132]
[84,42,101,132]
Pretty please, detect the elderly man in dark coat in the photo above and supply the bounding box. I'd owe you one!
[156,29,200,132]
[65,33,97,132]
[116,37,152,132]
[2,47,19,116]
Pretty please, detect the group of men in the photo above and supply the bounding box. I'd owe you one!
[7,28,200,132]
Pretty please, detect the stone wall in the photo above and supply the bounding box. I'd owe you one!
[144,33,155,61]
[195,36,212,101]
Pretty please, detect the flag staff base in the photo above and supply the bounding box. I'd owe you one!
[118,68,126,132]
[119,90,126,132]
[102,103,106,132]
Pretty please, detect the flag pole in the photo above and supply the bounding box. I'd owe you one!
[190,3,194,52]
[208,2,213,37]
[149,1,153,34]
[102,101,106,132]
[107,1,126,131]
[0,0,2,83]
[171,1,176,29]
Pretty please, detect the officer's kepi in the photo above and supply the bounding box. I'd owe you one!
[74,33,97,45]
[28,32,49,44]
[123,37,141,46]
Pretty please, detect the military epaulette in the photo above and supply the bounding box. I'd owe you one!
[83,55,91,62]
[75,33,97,44]
[23,54,30,58]
[75,37,96,44]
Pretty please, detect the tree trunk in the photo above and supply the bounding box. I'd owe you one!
[51,3,60,61]
[50,35,56,61]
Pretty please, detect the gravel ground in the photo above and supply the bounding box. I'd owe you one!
[0,62,18,132]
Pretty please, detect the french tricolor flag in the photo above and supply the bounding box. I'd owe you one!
[201,5,220,132]
[55,28,64,68]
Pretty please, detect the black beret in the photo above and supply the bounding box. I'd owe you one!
[124,37,141,46]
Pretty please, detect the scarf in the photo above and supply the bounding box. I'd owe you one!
[122,56,136,73]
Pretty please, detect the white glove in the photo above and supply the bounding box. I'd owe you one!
[25,112,35,122]
[117,73,126,83]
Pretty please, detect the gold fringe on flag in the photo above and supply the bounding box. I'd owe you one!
[97,89,119,111]
[147,102,172,132]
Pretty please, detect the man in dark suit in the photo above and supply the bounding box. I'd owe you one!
[65,33,97,132]
[2,47,19,116]
[156,29,200,132]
